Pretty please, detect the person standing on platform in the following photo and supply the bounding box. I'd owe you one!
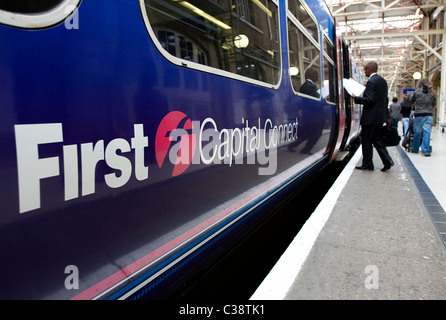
[389,97,401,129]
[400,95,413,136]
[410,78,436,156]
[351,61,394,172]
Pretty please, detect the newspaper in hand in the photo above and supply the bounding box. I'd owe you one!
[343,78,366,96]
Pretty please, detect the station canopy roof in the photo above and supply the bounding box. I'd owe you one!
[326,0,445,96]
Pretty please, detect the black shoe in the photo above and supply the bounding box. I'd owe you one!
[381,161,394,172]
[355,166,374,171]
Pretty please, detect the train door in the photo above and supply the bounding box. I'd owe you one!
[338,37,361,151]
[339,37,351,150]
[323,32,339,161]
[327,27,345,162]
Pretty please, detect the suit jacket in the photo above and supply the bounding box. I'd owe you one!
[299,80,319,98]
[354,74,389,125]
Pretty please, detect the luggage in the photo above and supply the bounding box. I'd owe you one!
[382,125,401,147]
[402,115,414,151]
[401,135,410,149]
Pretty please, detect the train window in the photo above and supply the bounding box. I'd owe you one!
[141,0,281,86]
[323,36,335,61]
[157,30,207,65]
[323,35,336,104]
[0,0,80,28]
[0,0,62,13]
[287,9,321,99]
[237,59,266,81]
[287,0,318,43]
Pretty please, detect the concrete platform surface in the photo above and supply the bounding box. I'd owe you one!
[252,144,446,300]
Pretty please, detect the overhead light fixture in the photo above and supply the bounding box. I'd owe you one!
[290,66,299,76]
[413,72,422,80]
[234,34,249,48]
[176,1,232,30]
[251,0,272,17]
[415,7,421,17]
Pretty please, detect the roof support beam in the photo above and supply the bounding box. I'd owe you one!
[413,34,442,60]
[385,0,401,10]
[333,3,353,15]
[343,29,446,40]
[334,3,440,18]
[329,0,444,97]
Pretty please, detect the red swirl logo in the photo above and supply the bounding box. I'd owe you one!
[155,111,196,177]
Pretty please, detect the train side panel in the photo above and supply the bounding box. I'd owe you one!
[0,0,340,299]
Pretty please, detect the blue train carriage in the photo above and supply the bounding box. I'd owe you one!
[0,0,356,299]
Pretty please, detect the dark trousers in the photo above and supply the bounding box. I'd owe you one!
[361,124,393,169]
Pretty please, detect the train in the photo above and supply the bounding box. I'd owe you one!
[0,0,362,299]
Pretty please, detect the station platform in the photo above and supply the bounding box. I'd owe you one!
[251,125,446,300]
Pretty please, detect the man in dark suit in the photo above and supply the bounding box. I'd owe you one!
[299,67,320,98]
[352,62,394,172]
